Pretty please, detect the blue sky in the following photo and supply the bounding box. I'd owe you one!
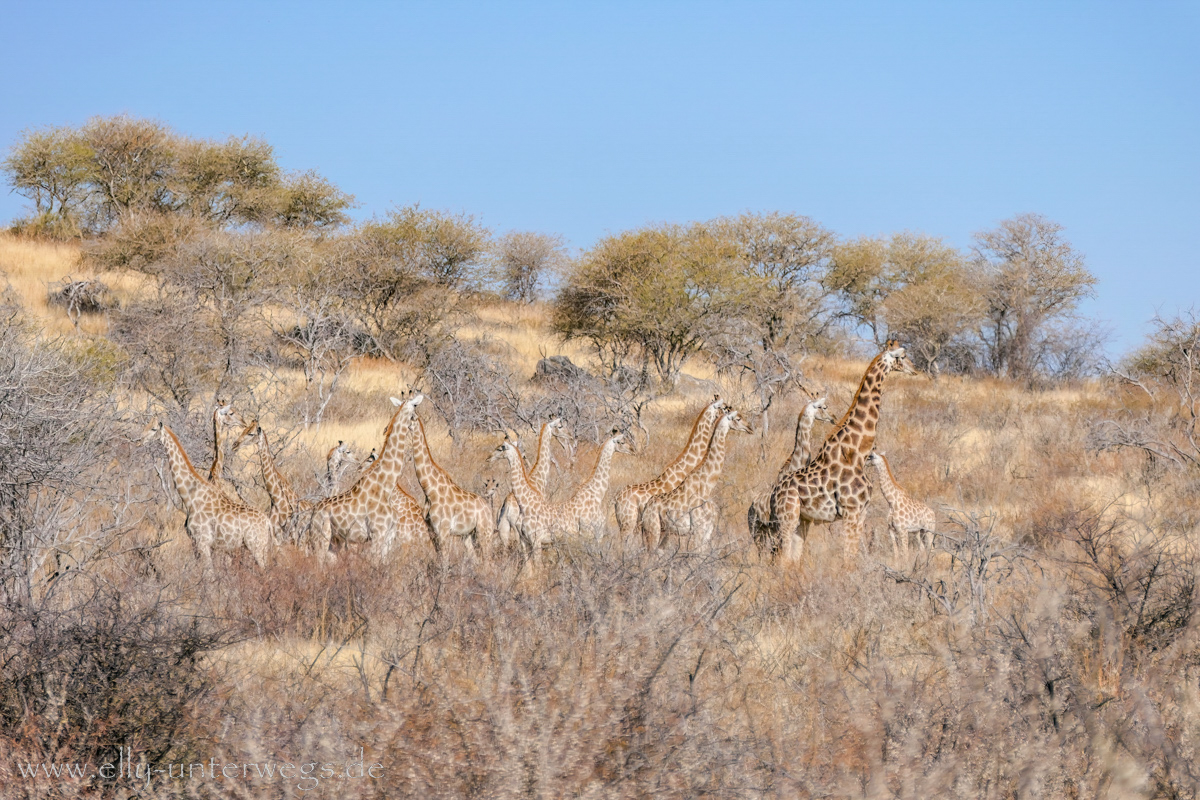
[2,1,1196,352]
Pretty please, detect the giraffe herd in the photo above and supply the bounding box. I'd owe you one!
[142,341,937,570]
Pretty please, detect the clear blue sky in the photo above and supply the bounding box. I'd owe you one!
[2,1,1196,353]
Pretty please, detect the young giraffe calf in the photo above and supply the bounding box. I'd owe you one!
[865,451,936,557]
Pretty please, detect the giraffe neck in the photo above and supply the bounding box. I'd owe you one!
[350,405,409,497]
[208,408,224,482]
[872,457,905,506]
[160,425,214,511]
[529,422,555,494]
[326,447,345,489]
[658,402,723,484]
[573,438,618,503]
[779,408,818,477]
[257,431,302,515]
[820,354,890,462]
[685,417,734,492]
[500,446,541,508]
[409,417,453,501]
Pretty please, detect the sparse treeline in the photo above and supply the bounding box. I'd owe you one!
[6,117,1104,395]
[4,116,1191,450]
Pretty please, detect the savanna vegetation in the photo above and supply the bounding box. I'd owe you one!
[1,116,1198,799]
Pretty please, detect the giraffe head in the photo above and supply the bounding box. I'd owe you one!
[215,400,248,432]
[805,396,836,424]
[328,440,355,464]
[881,341,918,376]
[547,415,573,449]
[390,392,425,419]
[723,408,755,435]
[230,420,262,452]
[488,436,522,464]
[140,419,165,445]
[479,476,500,499]
[865,450,884,468]
[608,428,632,454]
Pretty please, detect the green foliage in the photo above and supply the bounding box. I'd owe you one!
[554,223,760,384]
[712,211,836,349]
[830,232,984,373]
[1,126,93,216]
[2,115,354,237]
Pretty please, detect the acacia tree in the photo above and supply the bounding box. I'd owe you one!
[330,209,485,363]
[493,231,567,302]
[972,214,1097,380]
[0,125,92,237]
[554,224,754,385]
[3,115,353,236]
[714,211,837,350]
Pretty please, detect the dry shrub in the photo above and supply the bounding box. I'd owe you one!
[0,575,232,800]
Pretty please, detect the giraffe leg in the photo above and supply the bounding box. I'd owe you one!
[496,495,516,551]
[772,494,801,563]
[311,509,336,564]
[640,504,663,550]
[784,518,809,563]
[888,519,899,559]
[842,509,866,561]
[188,521,216,575]
[615,492,638,540]
[248,519,270,568]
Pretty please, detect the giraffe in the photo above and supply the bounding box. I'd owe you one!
[407,409,496,556]
[142,420,271,570]
[496,417,565,549]
[230,421,312,546]
[207,399,248,490]
[641,409,754,548]
[747,397,835,553]
[324,440,357,494]
[307,393,426,560]
[865,451,936,557]
[768,341,917,562]
[489,437,572,558]
[614,395,727,545]
[557,430,628,537]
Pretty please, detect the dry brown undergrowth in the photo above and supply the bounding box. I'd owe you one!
[2,235,1197,799]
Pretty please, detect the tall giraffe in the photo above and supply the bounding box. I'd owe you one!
[307,394,426,560]
[557,430,627,537]
[207,400,247,489]
[142,420,271,570]
[496,417,565,549]
[231,421,312,546]
[614,395,726,544]
[489,437,569,558]
[747,397,834,553]
[407,409,495,556]
[641,409,753,548]
[865,451,936,557]
[768,341,917,562]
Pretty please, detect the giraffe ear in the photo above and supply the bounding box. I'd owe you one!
[390,396,402,407]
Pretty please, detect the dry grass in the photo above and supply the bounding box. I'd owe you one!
[4,236,1199,799]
